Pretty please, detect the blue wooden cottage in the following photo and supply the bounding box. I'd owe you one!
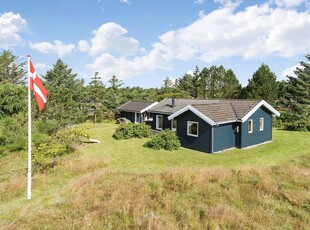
[117,101,158,123]
[148,98,280,153]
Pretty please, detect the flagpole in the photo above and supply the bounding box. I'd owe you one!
[27,55,32,200]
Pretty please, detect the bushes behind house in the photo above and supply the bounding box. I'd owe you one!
[144,129,180,151]
[113,123,151,140]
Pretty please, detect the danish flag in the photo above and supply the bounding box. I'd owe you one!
[28,59,48,111]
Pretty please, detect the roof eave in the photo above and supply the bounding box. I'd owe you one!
[140,102,158,113]
[116,100,132,111]
[168,105,216,126]
[241,100,280,122]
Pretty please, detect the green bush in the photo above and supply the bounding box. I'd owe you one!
[34,119,60,135]
[280,111,310,131]
[113,123,151,140]
[32,128,91,172]
[284,121,309,132]
[144,129,180,151]
[0,113,27,152]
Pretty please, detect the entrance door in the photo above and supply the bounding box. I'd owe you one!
[234,124,241,148]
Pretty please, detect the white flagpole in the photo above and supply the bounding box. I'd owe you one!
[27,55,32,200]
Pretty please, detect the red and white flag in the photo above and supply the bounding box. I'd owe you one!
[28,59,48,111]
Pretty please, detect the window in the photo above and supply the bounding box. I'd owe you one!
[260,118,264,131]
[171,119,177,131]
[187,121,198,137]
[248,119,253,133]
[156,115,163,130]
[234,125,239,134]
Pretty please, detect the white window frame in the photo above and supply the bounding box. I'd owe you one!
[171,119,177,131]
[156,115,163,130]
[248,119,253,134]
[187,121,199,137]
[259,118,264,131]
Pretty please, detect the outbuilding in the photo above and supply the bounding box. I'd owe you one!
[117,101,158,123]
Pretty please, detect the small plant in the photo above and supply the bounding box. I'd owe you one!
[144,129,180,151]
[32,128,91,172]
[113,123,151,140]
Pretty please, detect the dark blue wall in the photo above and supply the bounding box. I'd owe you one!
[150,113,171,130]
[120,111,135,123]
[213,123,237,152]
[240,106,273,148]
[176,110,212,153]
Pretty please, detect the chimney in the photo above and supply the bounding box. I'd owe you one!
[172,98,175,107]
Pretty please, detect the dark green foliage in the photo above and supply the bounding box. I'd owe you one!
[32,128,90,172]
[113,123,151,140]
[281,54,310,131]
[0,83,27,119]
[176,65,241,99]
[281,111,310,131]
[144,129,180,151]
[0,113,27,152]
[0,50,26,85]
[244,63,278,104]
[34,119,61,136]
[42,59,87,125]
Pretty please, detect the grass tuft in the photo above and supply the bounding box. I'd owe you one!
[0,123,309,229]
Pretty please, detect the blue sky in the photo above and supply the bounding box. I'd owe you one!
[1,0,310,88]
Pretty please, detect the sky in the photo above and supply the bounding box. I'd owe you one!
[1,0,310,88]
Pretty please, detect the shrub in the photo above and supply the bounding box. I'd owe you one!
[0,113,27,152]
[113,123,151,140]
[32,128,91,172]
[144,129,180,151]
[34,119,60,135]
[280,111,310,131]
[284,121,309,132]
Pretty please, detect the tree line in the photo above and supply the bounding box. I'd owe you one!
[0,50,309,155]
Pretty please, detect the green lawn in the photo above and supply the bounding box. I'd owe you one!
[79,122,310,173]
[0,122,309,229]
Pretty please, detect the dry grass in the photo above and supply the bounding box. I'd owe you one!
[3,158,308,229]
[0,124,309,229]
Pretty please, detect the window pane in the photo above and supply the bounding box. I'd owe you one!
[157,115,163,129]
[189,122,198,135]
[172,119,177,130]
[248,120,253,133]
[260,118,264,131]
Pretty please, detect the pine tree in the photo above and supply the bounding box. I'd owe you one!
[176,73,196,98]
[282,54,310,131]
[42,59,86,124]
[245,63,278,104]
[105,75,124,110]
[0,50,26,85]
[222,69,242,99]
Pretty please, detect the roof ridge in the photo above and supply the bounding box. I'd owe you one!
[229,101,239,120]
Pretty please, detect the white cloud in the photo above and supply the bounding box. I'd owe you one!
[282,64,298,78]
[194,0,205,5]
[80,22,172,81]
[29,40,75,57]
[82,2,310,82]
[0,12,26,48]
[120,0,131,4]
[272,0,305,8]
[33,62,48,71]
[281,61,309,79]
[214,0,243,8]
[79,22,139,56]
[86,49,171,81]
[154,3,310,62]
